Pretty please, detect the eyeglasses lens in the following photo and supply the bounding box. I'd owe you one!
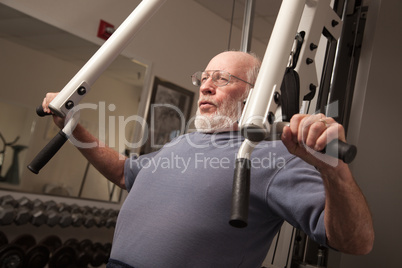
[192,71,232,87]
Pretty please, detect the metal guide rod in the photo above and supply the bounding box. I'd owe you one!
[240,0,255,52]
[48,0,167,118]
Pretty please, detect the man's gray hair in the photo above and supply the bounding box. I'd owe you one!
[244,51,261,96]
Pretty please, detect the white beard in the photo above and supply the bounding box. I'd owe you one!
[194,96,244,133]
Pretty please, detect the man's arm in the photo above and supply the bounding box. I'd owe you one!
[281,113,374,255]
[72,124,127,189]
[42,93,127,189]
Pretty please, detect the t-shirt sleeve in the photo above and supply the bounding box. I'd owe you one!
[266,156,327,246]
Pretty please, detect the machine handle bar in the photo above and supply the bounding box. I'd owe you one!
[27,130,68,174]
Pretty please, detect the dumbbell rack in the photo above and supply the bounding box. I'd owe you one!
[0,231,112,267]
[0,191,119,267]
[0,195,119,228]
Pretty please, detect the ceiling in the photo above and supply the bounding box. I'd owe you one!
[194,0,281,45]
[0,3,146,87]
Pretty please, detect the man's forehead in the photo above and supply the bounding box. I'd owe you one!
[205,59,245,76]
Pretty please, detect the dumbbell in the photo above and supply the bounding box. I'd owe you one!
[104,209,119,228]
[103,242,112,261]
[82,213,96,229]
[80,205,106,228]
[49,202,96,228]
[14,197,33,225]
[55,202,76,228]
[0,231,25,268]
[79,239,108,267]
[31,200,72,228]
[0,195,18,207]
[11,234,50,268]
[0,196,42,226]
[39,235,76,268]
[0,204,14,225]
[64,238,91,268]
[0,195,16,225]
[90,207,106,228]
[72,205,96,228]
[92,242,110,267]
[41,200,61,227]
[92,207,119,228]
[30,199,49,226]
[69,204,85,227]
[0,232,7,246]
[42,200,72,228]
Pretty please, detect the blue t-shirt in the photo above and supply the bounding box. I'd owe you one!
[109,132,326,267]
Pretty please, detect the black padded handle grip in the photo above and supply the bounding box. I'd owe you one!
[27,130,68,174]
[229,158,251,228]
[322,139,357,164]
[36,106,51,117]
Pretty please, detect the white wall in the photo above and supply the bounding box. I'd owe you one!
[341,0,402,267]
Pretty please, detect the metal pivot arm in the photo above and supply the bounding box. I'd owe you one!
[230,0,306,229]
[28,0,166,173]
[230,0,357,228]
[238,0,306,142]
[46,0,166,118]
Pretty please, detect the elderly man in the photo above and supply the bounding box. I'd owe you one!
[43,51,374,268]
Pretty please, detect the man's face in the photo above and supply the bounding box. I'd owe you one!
[195,52,252,132]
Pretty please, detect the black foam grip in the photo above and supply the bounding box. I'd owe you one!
[229,158,251,228]
[323,139,357,164]
[36,106,51,117]
[27,130,68,174]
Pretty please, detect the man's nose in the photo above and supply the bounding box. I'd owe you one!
[200,77,216,95]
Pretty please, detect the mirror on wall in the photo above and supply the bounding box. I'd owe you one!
[0,3,148,203]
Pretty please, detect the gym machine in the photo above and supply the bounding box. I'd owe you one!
[26,0,357,231]
[229,0,358,228]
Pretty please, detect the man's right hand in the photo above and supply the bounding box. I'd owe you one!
[42,92,65,129]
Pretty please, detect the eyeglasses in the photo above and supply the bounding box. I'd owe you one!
[191,70,254,87]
